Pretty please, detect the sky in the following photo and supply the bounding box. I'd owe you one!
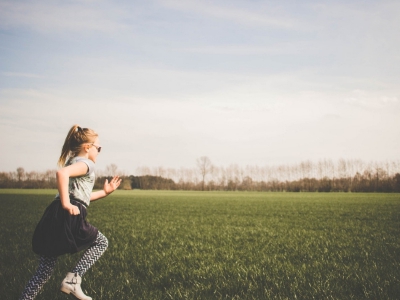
[0,0,399,174]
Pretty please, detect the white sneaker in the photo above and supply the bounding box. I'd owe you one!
[60,272,92,300]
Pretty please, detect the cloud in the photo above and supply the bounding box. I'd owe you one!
[344,89,399,109]
[0,0,127,33]
[1,72,45,79]
[178,41,321,56]
[310,1,400,47]
[159,0,300,29]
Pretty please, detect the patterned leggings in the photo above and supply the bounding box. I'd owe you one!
[19,232,108,300]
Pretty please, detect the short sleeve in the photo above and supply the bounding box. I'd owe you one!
[75,157,95,174]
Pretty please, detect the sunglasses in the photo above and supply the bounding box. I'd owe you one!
[90,143,102,153]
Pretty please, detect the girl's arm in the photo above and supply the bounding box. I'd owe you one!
[56,162,89,215]
[90,175,121,201]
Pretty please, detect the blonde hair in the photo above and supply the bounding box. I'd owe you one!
[58,125,98,167]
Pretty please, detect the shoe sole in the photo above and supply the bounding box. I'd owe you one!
[61,286,91,300]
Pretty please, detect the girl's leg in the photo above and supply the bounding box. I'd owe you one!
[72,231,108,276]
[19,255,57,300]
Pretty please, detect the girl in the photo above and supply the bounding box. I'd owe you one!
[20,125,121,300]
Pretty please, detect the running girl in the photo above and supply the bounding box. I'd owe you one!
[20,125,121,300]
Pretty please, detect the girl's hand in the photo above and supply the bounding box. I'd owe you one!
[103,175,122,195]
[65,204,80,215]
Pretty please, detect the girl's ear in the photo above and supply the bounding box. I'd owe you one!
[83,143,90,153]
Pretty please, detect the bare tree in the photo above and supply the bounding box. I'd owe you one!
[17,167,25,182]
[106,164,119,176]
[197,156,213,191]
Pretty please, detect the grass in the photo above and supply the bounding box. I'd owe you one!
[1,190,399,299]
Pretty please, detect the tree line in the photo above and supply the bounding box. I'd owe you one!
[131,157,400,192]
[1,158,400,192]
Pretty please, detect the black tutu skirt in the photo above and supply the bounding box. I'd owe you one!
[32,199,98,257]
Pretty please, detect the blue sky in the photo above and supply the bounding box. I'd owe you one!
[0,0,399,174]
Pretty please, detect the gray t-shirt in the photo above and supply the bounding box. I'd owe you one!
[55,157,96,207]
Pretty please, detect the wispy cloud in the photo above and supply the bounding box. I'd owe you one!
[344,89,399,109]
[178,41,318,55]
[159,0,300,29]
[1,72,44,78]
[0,0,127,33]
[311,1,400,44]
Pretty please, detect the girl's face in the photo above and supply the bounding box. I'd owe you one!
[87,137,101,163]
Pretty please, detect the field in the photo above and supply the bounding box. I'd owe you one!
[1,190,399,300]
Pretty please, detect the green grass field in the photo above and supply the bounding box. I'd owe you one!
[1,190,399,299]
